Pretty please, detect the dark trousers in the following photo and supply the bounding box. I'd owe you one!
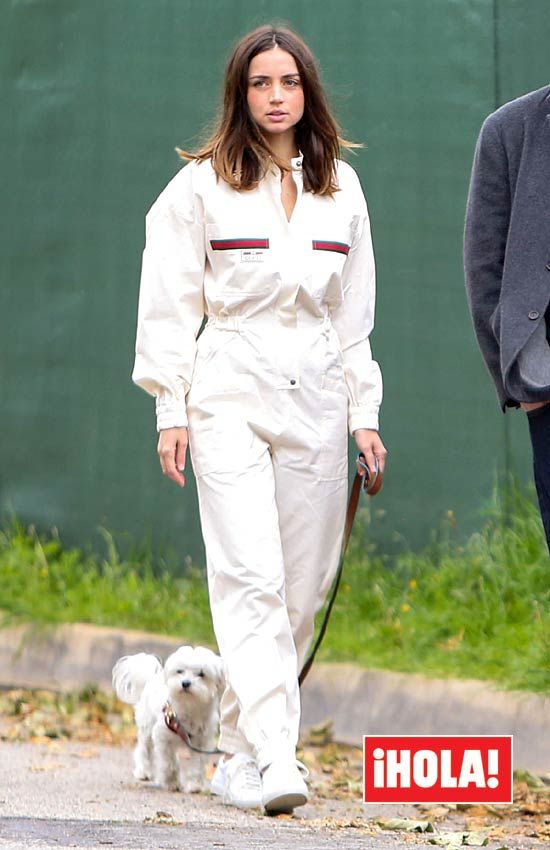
[527,403,550,550]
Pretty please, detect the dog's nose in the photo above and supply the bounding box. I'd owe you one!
[181,679,192,690]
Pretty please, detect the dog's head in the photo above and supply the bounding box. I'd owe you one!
[163,645,225,708]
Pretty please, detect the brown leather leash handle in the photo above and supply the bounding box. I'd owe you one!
[298,453,384,686]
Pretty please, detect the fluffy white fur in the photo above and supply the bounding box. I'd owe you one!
[112,645,225,792]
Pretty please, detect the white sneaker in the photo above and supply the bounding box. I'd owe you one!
[210,753,262,809]
[261,759,309,814]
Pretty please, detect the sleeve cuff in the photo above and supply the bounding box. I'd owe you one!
[155,396,188,432]
[348,407,379,435]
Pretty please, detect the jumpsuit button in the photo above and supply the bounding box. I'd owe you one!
[290,379,296,385]
[528,310,540,320]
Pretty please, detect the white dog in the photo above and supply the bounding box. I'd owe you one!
[112,645,225,792]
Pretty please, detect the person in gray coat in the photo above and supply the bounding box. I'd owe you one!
[464,84,550,548]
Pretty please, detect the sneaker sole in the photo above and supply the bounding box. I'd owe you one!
[224,796,263,810]
[263,790,308,814]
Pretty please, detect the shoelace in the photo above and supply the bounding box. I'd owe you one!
[244,764,262,788]
[237,759,262,789]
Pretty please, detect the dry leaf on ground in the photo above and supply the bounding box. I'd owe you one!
[377,817,435,832]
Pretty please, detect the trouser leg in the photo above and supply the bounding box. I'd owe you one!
[217,683,254,757]
[527,404,550,549]
[272,382,349,680]
[194,449,299,772]
[274,462,348,676]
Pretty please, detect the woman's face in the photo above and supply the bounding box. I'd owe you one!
[247,47,304,140]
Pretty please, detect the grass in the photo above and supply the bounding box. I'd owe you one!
[325,484,550,692]
[1,483,548,693]
[0,526,214,643]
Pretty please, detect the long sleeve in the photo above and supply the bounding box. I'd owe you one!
[330,168,383,434]
[132,163,206,430]
[464,115,511,408]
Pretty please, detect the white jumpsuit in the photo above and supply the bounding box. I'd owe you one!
[132,154,382,771]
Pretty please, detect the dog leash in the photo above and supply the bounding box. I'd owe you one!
[163,701,223,754]
[298,453,383,687]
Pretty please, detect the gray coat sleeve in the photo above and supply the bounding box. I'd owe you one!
[464,115,512,408]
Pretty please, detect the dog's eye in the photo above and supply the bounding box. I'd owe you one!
[198,670,205,677]
[176,669,183,674]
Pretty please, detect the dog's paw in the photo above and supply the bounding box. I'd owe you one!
[158,778,181,792]
[133,768,152,781]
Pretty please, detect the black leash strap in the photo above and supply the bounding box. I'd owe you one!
[298,454,382,686]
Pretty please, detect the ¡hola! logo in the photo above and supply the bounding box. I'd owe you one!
[363,736,513,804]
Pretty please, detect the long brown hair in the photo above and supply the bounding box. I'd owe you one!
[177,24,357,196]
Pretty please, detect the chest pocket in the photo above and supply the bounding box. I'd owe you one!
[206,224,272,297]
[310,231,353,306]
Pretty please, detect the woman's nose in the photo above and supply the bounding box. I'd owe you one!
[270,85,283,102]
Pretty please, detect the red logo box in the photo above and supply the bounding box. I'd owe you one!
[363,735,513,804]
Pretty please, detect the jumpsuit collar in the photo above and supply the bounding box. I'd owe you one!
[267,150,304,177]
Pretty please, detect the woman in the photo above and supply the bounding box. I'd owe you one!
[132,24,387,814]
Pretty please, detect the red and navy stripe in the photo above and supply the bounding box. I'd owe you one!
[210,238,269,251]
[312,240,350,256]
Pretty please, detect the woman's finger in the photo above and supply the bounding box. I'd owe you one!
[157,435,167,476]
[363,446,378,480]
[374,441,388,475]
[175,436,188,486]
[162,446,185,487]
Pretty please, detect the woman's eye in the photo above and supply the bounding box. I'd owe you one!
[285,79,300,87]
[252,80,268,88]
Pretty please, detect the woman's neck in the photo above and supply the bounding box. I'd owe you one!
[265,130,299,167]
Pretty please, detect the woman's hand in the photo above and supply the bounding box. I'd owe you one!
[157,427,189,488]
[353,428,388,480]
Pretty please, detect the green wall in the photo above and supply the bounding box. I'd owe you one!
[2,0,549,564]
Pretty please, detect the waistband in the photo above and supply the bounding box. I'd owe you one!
[205,311,332,332]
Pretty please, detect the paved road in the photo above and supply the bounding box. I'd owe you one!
[0,742,544,850]
[0,816,408,850]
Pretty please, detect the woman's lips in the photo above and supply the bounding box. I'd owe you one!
[267,111,288,122]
